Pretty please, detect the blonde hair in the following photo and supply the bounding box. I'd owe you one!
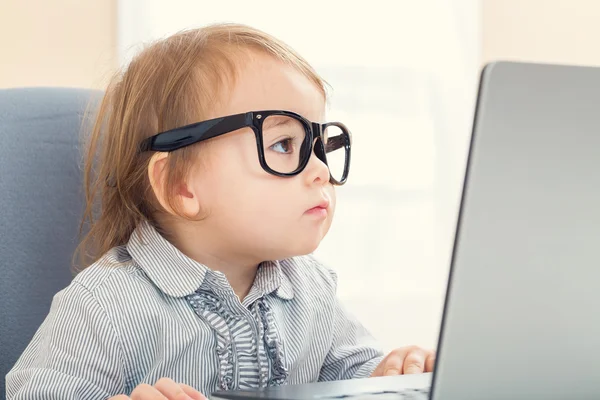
[76,23,328,268]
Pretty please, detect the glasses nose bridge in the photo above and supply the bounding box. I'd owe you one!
[311,121,323,136]
[310,122,327,165]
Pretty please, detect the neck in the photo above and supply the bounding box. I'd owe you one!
[194,251,258,301]
[161,218,259,301]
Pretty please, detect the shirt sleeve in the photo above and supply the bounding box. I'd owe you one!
[6,282,128,399]
[318,270,385,381]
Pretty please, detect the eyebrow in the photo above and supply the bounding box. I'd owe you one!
[261,115,297,130]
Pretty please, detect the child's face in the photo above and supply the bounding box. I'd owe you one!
[183,52,334,261]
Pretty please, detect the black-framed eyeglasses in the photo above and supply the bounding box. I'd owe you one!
[138,110,352,185]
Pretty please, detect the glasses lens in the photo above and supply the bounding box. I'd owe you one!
[262,115,308,174]
[323,124,349,182]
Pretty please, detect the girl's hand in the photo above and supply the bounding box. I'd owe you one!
[371,346,436,376]
[109,377,206,400]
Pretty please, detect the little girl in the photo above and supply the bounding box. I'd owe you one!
[6,24,434,400]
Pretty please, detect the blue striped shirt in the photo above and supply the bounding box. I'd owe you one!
[6,221,384,399]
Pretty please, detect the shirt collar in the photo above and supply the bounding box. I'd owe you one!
[126,221,294,300]
[253,259,295,301]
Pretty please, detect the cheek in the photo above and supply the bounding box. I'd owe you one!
[207,169,290,222]
[202,136,264,202]
[328,187,337,211]
[243,182,296,217]
[323,187,337,230]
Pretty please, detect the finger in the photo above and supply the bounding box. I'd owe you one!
[180,383,207,400]
[371,348,412,377]
[402,349,426,374]
[425,351,436,372]
[130,384,167,400]
[108,396,131,400]
[370,356,386,377]
[154,377,194,400]
[383,351,409,376]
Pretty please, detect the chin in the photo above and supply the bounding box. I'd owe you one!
[262,223,329,260]
[290,237,323,258]
[267,238,322,261]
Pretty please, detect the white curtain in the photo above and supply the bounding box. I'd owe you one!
[118,0,481,351]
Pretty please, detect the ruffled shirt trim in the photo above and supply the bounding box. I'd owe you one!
[186,289,288,390]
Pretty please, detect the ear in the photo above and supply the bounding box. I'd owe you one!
[148,152,201,218]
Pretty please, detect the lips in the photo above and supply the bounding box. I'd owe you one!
[305,198,330,214]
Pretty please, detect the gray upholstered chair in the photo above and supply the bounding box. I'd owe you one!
[0,87,101,399]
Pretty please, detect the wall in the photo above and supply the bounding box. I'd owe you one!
[0,0,117,89]
[482,0,600,66]
[4,1,600,89]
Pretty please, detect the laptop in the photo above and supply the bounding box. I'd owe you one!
[212,61,600,400]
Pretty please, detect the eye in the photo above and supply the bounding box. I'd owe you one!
[270,137,295,154]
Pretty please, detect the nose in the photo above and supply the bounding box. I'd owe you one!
[304,137,330,185]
